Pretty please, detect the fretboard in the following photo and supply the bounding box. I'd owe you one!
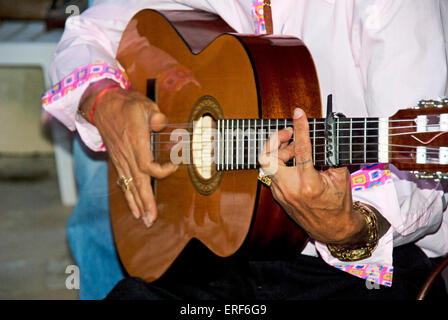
[215,118,381,171]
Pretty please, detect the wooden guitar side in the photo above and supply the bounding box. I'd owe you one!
[109,9,321,282]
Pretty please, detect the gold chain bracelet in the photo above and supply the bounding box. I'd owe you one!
[326,201,379,262]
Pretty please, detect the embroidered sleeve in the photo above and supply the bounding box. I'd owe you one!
[351,163,393,191]
[42,61,130,121]
[41,61,130,151]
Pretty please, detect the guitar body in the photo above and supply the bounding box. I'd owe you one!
[109,9,321,282]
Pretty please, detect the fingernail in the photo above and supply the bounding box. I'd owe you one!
[293,108,304,119]
[142,215,153,228]
[132,211,140,219]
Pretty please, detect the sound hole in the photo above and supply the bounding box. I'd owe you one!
[192,114,215,180]
[187,95,224,195]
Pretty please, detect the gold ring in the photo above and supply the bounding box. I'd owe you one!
[258,174,272,187]
[117,175,133,191]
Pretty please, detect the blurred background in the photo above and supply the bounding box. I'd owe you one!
[0,0,447,301]
[0,0,88,299]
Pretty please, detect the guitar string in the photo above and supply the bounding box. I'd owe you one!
[152,146,443,155]
[153,155,442,170]
[156,125,443,135]
[152,150,443,159]
[149,130,448,147]
[162,123,443,130]
[154,148,442,160]
[151,140,443,150]
[149,120,448,158]
[152,126,444,135]
[160,118,446,128]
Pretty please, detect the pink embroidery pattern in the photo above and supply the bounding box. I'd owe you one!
[351,163,392,192]
[251,0,267,34]
[42,61,130,106]
[334,264,393,286]
[331,163,394,287]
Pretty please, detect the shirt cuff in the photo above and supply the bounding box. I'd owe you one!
[42,61,130,151]
[314,164,398,287]
[315,228,394,287]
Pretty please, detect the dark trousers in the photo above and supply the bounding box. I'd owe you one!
[106,243,447,300]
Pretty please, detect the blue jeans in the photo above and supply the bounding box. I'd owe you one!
[67,135,125,299]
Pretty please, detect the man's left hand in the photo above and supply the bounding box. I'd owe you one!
[258,108,367,245]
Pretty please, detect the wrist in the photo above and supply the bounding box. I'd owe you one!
[78,79,123,124]
[338,202,372,247]
[326,201,382,261]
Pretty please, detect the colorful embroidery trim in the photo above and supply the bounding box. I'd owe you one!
[334,263,393,286]
[42,61,130,106]
[251,0,267,34]
[351,163,392,192]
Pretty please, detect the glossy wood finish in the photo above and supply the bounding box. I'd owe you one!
[110,9,320,282]
[234,34,321,258]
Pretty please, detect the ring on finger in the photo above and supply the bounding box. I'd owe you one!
[258,174,273,187]
[258,168,273,187]
[117,175,133,191]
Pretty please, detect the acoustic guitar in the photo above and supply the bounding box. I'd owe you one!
[109,9,448,282]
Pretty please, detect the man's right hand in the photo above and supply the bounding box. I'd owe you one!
[79,79,178,228]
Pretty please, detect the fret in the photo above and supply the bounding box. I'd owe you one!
[351,118,365,164]
[314,119,326,167]
[337,118,340,165]
[236,119,239,169]
[314,118,317,165]
[366,118,379,164]
[249,119,252,168]
[225,119,229,171]
[242,119,245,169]
[217,120,221,170]
[253,119,257,169]
[230,119,234,170]
[349,118,352,164]
[221,120,225,171]
[260,119,264,166]
[222,120,225,171]
[323,127,327,166]
[364,118,367,163]
[247,119,250,169]
[336,118,351,166]
[216,119,220,170]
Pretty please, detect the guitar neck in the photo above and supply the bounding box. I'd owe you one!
[215,117,388,170]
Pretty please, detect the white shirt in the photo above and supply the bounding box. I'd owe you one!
[42,0,448,286]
